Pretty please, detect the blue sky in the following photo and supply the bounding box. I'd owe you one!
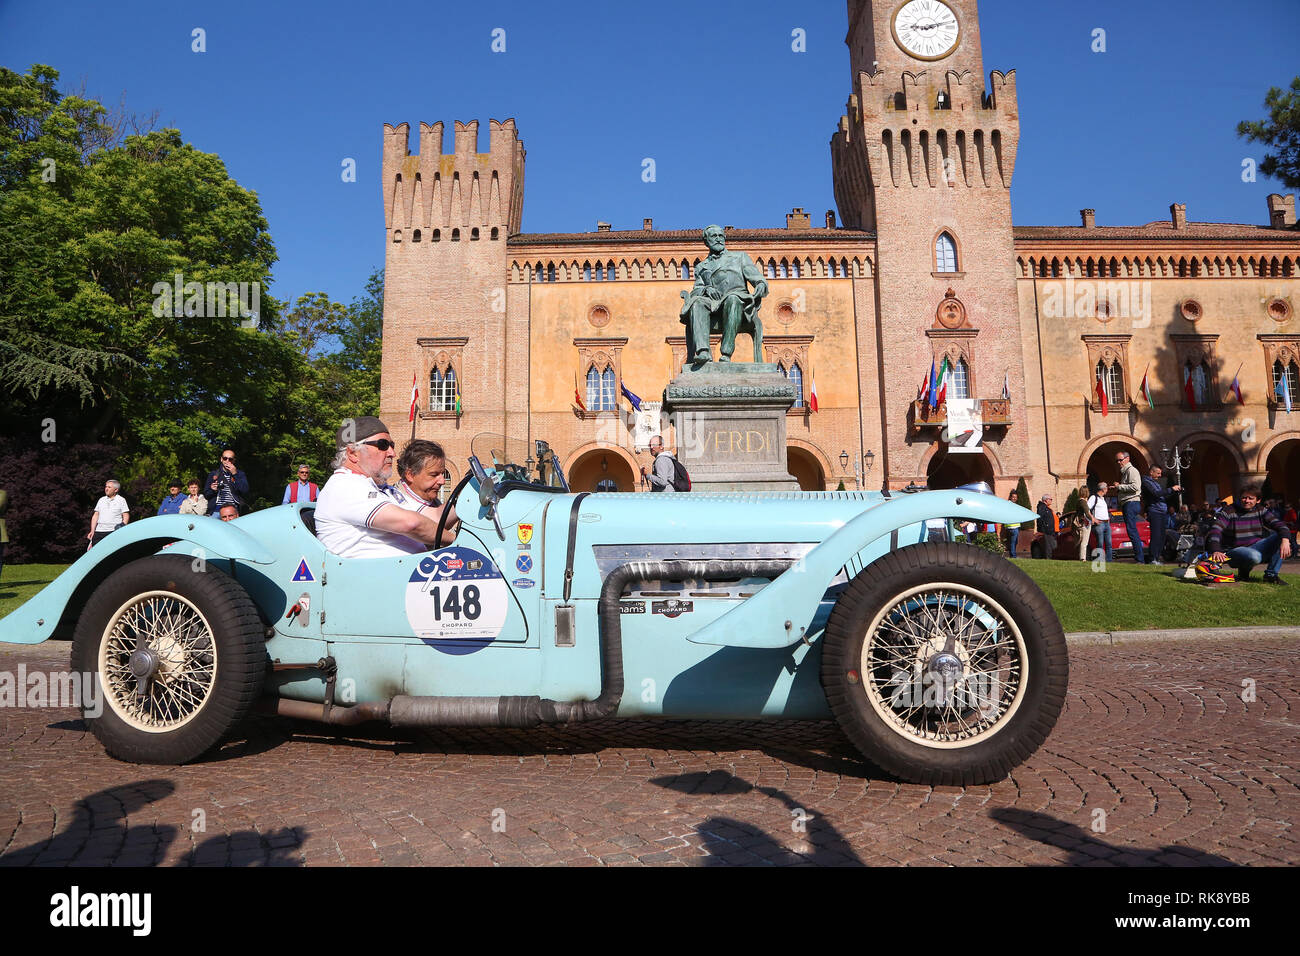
[3,0,1297,307]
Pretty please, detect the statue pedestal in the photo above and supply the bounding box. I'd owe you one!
[662,363,800,492]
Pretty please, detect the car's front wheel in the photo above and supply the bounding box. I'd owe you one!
[71,555,266,764]
[821,542,1068,786]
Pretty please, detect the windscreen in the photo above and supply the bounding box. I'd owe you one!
[469,433,568,490]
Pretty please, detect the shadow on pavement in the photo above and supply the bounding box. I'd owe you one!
[0,779,307,867]
[990,808,1238,866]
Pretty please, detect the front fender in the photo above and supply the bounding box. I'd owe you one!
[686,491,1035,649]
[0,516,275,645]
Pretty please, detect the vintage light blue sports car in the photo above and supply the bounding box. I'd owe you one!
[0,434,1067,785]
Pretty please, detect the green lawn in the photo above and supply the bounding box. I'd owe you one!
[1,559,1297,635]
[0,564,70,621]
[1012,557,1300,632]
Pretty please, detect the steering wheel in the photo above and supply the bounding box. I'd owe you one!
[436,470,475,548]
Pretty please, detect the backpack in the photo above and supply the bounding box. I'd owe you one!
[665,455,696,494]
[670,456,691,492]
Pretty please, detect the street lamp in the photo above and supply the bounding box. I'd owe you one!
[864,449,876,475]
[839,450,850,472]
[1161,444,1194,509]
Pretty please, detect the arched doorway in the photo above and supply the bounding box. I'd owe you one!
[926,448,995,490]
[1265,438,1300,505]
[568,448,637,493]
[787,446,826,491]
[1083,440,1150,492]
[1183,438,1240,506]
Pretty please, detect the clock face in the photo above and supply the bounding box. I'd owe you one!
[893,0,960,60]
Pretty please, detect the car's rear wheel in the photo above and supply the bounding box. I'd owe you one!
[821,542,1068,786]
[71,555,266,764]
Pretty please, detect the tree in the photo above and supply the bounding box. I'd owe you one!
[1238,76,1300,190]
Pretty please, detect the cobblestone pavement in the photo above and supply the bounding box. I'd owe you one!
[0,637,1294,866]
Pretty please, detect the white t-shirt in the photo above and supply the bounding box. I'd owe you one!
[314,469,424,559]
[1087,495,1110,522]
[94,495,130,530]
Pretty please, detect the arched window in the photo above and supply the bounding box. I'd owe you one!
[935,232,958,272]
[1274,359,1300,407]
[432,229,441,241]
[586,365,616,411]
[583,262,592,281]
[534,262,545,282]
[547,263,557,282]
[412,229,421,242]
[680,261,690,279]
[765,261,775,279]
[490,227,499,240]
[451,228,461,242]
[791,261,801,278]
[595,478,618,493]
[471,227,480,240]
[1097,360,1123,405]
[785,362,804,407]
[828,260,839,278]
[950,358,971,399]
[594,263,604,281]
[431,367,457,411]
[606,261,616,281]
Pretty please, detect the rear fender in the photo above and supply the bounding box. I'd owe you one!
[686,491,1035,649]
[0,516,275,645]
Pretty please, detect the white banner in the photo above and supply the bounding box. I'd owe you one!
[945,398,983,453]
[632,402,664,450]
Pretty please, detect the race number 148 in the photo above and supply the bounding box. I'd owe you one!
[428,585,482,621]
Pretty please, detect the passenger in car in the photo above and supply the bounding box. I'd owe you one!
[393,439,460,549]
[314,416,445,558]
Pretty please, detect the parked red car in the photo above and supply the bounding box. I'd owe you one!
[1024,497,1152,560]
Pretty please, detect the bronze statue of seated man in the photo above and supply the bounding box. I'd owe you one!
[679,224,768,366]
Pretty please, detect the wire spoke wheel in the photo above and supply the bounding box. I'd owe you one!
[822,542,1067,786]
[73,555,266,765]
[99,591,218,732]
[863,583,1026,748]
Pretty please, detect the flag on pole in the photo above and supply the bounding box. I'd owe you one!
[809,375,819,413]
[918,367,930,403]
[1001,372,1010,400]
[935,356,950,407]
[1095,372,1109,416]
[1184,365,1197,410]
[1138,364,1154,409]
[926,358,938,409]
[408,371,420,422]
[574,373,587,412]
[454,382,463,417]
[1279,373,1294,413]
[1229,364,1244,404]
[620,382,642,411]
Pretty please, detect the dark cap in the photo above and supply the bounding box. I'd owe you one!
[336,416,390,449]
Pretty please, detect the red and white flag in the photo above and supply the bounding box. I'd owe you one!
[809,375,819,412]
[1095,372,1108,416]
[408,371,419,422]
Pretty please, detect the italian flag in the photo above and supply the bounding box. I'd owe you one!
[1138,365,1154,409]
[408,371,420,422]
[934,356,950,406]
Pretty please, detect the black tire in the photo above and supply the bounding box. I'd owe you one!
[71,554,266,765]
[821,542,1068,786]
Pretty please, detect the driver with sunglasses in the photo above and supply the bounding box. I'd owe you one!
[314,417,447,558]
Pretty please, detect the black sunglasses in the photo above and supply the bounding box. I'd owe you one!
[361,439,397,451]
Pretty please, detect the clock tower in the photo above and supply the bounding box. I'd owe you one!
[832,0,1031,491]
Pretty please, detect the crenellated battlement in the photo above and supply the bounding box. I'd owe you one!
[381,118,525,235]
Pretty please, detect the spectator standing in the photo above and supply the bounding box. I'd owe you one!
[87,480,130,547]
[641,436,677,493]
[1206,484,1292,584]
[1036,493,1057,559]
[204,448,249,517]
[1006,490,1021,558]
[179,480,208,516]
[1083,482,1113,563]
[282,464,319,505]
[156,481,186,516]
[1113,451,1146,563]
[1141,466,1182,565]
[1284,500,1298,553]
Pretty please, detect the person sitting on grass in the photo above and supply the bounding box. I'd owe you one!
[1206,484,1292,585]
